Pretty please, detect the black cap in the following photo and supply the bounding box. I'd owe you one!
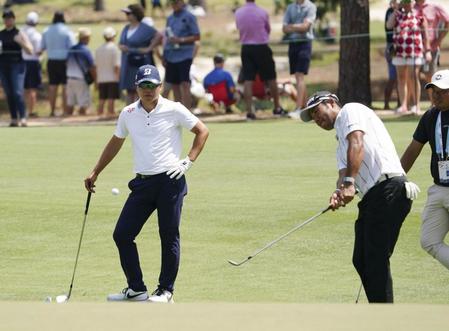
[2,9,15,19]
[300,91,339,122]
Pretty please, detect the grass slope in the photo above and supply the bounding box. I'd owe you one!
[0,119,447,303]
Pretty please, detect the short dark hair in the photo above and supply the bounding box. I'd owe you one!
[127,4,145,22]
[213,53,225,64]
[52,11,65,24]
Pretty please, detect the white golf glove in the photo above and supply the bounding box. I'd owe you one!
[405,181,420,200]
[166,157,193,180]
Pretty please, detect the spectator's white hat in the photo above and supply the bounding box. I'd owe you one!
[26,11,39,25]
[78,27,91,39]
[103,27,116,39]
[425,70,449,90]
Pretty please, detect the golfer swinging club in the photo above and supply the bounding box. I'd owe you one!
[84,64,209,303]
[300,91,419,303]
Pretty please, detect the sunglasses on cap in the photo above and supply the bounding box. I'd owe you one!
[138,82,160,89]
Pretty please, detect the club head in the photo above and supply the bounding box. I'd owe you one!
[56,294,69,303]
[227,259,241,266]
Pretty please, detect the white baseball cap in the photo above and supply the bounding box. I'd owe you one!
[425,69,449,90]
[103,27,116,39]
[26,11,39,25]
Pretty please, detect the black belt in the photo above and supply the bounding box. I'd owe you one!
[376,173,404,185]
[136,173,164,179]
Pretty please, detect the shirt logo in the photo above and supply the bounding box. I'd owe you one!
[126,107,135,113]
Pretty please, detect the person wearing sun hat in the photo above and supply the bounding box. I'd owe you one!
[301,90,419,303]
[401,69,449,272]
[84,64,209,303]
[95,26,121,117]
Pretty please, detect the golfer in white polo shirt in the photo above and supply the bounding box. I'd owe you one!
[300,91,419,303]
[84,64,209,303]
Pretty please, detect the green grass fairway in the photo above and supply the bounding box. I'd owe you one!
[0,120,447,303]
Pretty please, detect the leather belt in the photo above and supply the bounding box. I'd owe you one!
[136,173,156,179]
[376,173,404,184]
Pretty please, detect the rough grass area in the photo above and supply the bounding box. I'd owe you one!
[0,120,448,304]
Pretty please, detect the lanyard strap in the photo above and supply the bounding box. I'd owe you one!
[435,112,449,160]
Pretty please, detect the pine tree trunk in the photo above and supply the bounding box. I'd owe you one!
[338,0,371,106]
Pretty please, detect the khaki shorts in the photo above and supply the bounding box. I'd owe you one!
[67,78,91,108]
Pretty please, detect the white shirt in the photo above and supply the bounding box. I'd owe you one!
[334,103,405,195]
[114,96,199,175]
[95,41,121,83]
[21,25,42,61]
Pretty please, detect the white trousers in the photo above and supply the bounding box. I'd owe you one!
[421,184,449,269]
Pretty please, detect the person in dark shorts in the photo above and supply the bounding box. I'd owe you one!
[235,0,286,120]
[41,11,75,116]
[282,0,316,119]
[95,27,121,117]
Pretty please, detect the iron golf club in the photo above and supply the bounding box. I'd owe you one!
[355,283,363,304]
[57,191,92,303]
[228,206,331,266]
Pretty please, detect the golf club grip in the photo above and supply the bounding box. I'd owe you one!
[85,191,92,215]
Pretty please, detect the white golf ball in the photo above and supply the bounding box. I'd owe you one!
[111,188,120,195]
[44,296,52,303]
[56,295,68,303]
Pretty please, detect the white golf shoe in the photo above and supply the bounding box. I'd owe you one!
[148,288,174,303]
[107,287,149,302]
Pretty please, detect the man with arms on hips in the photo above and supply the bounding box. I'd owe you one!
[413,0,449,83]
[401,69,449,271]
[300,91,419,303]
[84,64,209,303]
[282,0,316,119]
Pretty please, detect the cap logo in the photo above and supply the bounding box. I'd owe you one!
[144,68,151,76]
[436,74,442,80]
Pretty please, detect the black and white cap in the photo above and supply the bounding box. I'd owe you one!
[300,91,339,122]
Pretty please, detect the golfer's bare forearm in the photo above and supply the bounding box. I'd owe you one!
[93,136,125,175]
[188,122,209,162]
[346,131,364,178]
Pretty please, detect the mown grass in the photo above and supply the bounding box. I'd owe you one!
[0,119,447,303]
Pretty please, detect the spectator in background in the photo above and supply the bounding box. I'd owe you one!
[41,11,75,117]
[119,4,163,104]
[21,11,42,118]
[95,27,121,118]
[203,53,237,114]
[163,0,201,110]
[0,9,33,127]
[235,0,286,120]
[65,27,95,116]
[282,0,316,119]
[387,0,431,114]
[413,0,449,97]
[384,0,398,110]
[151,0,165,18]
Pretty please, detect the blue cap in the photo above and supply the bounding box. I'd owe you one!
[135,65,162,85]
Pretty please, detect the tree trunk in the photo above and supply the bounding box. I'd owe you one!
[338,0,371,106]
[94,0,105,11]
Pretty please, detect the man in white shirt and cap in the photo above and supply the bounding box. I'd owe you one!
[84,64,209,303]
[300,91,419,303]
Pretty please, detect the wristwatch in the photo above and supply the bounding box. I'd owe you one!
[343,176,355,185]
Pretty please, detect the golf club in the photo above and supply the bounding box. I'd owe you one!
[228,206,331,266]
[57,191,92,303]
[355,283,363,304]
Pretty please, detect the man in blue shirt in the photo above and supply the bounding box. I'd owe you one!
[163,0,200,110]
[41,11,75,116]
[65,27,95,116]
[203,53,237,113]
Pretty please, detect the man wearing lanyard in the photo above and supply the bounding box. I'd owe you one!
[401,69,449,271]
[84,64,209,303]
[300,91,418,302]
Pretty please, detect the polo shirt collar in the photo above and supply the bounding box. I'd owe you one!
[137,96,163,114]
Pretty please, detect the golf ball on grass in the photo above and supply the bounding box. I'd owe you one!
[56,295,68,303]
[111,188,120,195]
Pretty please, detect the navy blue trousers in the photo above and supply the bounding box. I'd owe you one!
[113,174,187,293]
[353,176,411,303]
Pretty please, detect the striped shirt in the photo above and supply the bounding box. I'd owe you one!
[334,103,405,195]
